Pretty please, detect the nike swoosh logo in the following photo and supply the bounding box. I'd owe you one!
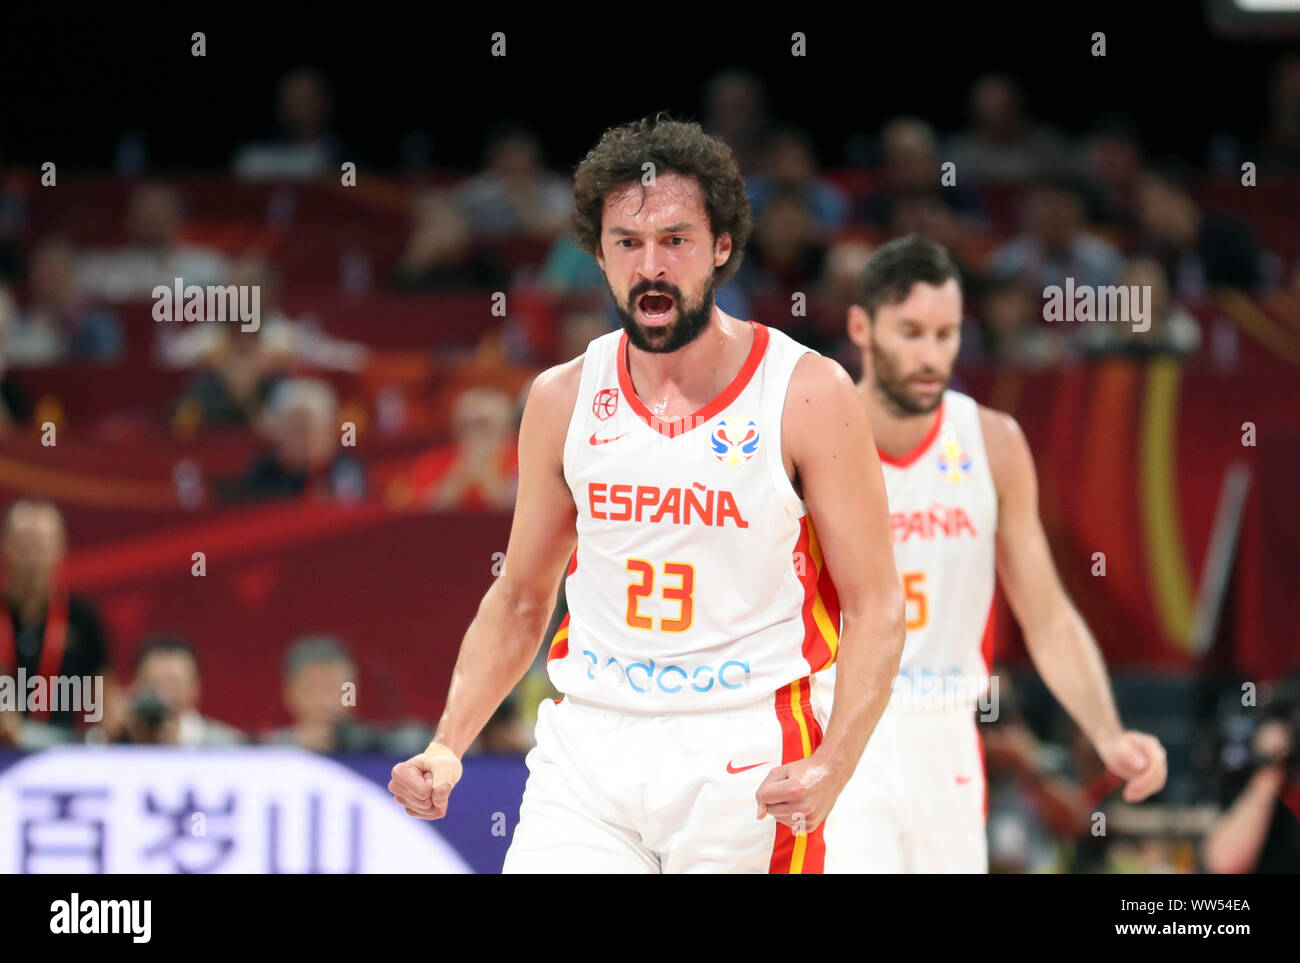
[588,431,629,446]
[727,761,766,774]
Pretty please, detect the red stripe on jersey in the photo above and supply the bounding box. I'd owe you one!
[546,551,578,663]
[979,598,995,677]
[977,600,995,820]
[877,403,944,468]
[617,322,770,438]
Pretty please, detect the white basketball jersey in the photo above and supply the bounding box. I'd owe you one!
[814,389,997,715]
[883,389,998,701]
[548,322,841,713]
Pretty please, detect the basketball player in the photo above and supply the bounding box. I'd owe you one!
[818,236,1168,873]
[387,117,906,873]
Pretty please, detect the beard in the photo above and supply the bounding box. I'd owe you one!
[870,338,948,416]
[611,274,716,354]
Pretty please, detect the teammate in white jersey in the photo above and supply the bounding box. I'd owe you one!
[388,117,905,873]
[819,236,1168,872]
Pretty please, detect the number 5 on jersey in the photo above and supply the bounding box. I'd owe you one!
[626,559,695,632]
[902,571,928,631]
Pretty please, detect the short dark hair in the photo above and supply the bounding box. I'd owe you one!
[133,635,199,674]
[283,634,354,681]
[857,235,962,319]
[572,114,752,288]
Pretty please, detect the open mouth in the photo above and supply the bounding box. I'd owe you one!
[637,292,675,322]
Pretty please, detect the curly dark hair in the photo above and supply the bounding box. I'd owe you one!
[572,114,752,289]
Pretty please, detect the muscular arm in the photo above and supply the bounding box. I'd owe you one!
[429,360,581,757]
[769,355,905,814]
[983,406,1166,802]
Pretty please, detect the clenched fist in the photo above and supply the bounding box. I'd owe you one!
[755,754,844,833]
[1096,730,1168,803]
[388,743,464,820]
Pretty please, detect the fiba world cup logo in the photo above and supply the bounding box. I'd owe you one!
[710,416,760,466]
[592,388,619,421]
[937,438,972,482]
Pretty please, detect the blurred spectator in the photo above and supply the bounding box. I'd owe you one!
[232,68,349,180]
[857,117,986,231]
[734,186,828,295]
[128,636,245,747]
[702,70,770,176]
[890,194,970,264]
[1203,677,1300,873]
[266,635,374,752]
[1081,257,1201,359]
[539,234,609,294]
[1081,113,1145,232]
[0,288,33,433]
[813,236,874,362]
[990,175,1124,293]
[1136,166,1263,297]
[6,239,123,365]
[985,720,1090,873]
[76,184,230,301]
[556,306,614,363]
[391,190,508,290]
[412,385,518,511]
[263,635,429,755]
[169,323,287,431]
[983,673,1097,873]
[819,237,874,315]
[949,74,1071,183]
[454,125,571,240]
[220,378,367,503]
[0,500,110,739]
[1261,53,1300,172]
[162,256,366,370]
[975,276,1067,368]
[747,127,849,236]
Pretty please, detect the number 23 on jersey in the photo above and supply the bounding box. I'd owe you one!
[625,559,695,632]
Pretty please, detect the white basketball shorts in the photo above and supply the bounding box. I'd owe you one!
[503,680,832,874]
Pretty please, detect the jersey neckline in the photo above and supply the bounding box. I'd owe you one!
[616,320,770,438]
[877,401,945,468]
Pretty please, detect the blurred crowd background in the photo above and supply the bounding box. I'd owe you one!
[1,11,1299,873]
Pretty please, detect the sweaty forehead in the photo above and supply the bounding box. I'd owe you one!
[603,173,706,231]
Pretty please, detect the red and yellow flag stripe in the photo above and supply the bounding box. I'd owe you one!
[546,550,579,663]
[768,676,826,874]
[793,517,841,672]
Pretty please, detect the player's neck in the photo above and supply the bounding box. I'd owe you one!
[623,309,752,418]
[858,380,941,460]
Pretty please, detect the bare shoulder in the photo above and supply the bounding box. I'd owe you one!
[524,355,584,423]
[976,403,1025,452]
[786,352,858,413]
[783,353,863,451]
[977,403,1033,494]
[528,354,583,404]
[782,353,869,486]
[517,355,585,467]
